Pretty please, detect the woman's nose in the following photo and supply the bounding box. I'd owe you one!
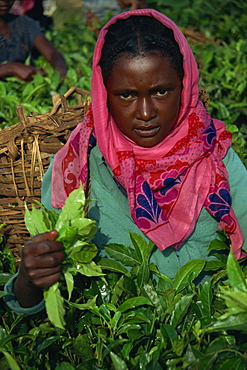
[136,97,157,121]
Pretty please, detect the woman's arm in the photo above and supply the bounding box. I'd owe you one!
[33,34,68,79]
[0,62,44,81]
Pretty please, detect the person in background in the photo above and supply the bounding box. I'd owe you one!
[117,0,147,11]
[82,0,120,20]
[0,0,67,81]
[85,0,147,38]
[83,0,147,20]
[10,0,55,30]
[4,9,247,314]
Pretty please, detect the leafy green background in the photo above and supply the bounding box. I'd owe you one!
[1,224,247,369]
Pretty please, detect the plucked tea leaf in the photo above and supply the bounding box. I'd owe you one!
[24,185,99,329]
[70,243,98,263]
[71,217,97,240]
[58,226,78,250]
[64,269,74,301]
[24,204,48,236]
[33,199,59,230]
[55,183,86,232]
[44,283,66,330]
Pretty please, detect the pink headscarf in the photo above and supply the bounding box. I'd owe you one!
[10,0,35,15]
[52,9,245,259]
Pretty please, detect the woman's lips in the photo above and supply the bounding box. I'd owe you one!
[134,126,160,137]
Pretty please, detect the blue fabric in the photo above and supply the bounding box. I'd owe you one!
[0,14,42,64]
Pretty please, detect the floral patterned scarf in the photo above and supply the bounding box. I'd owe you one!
[52,9,244,259]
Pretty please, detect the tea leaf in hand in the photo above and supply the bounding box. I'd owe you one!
[24,204,48,236]
[43,282,66,330]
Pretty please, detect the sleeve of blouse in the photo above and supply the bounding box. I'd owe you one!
[4,274,45,315]
[41,155,61,213]
[223,147,247,250]
[19,15,43,48]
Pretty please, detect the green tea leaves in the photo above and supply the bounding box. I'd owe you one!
[24,184,101,330]
[43,282,66,330]
[173,259,205,293]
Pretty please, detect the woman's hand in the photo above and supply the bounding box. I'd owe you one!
[14,230,65,308]
[0,62,44,81]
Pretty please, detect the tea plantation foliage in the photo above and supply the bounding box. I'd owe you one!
[1,1,247,369]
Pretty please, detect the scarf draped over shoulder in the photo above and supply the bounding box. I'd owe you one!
[52,9,245,259]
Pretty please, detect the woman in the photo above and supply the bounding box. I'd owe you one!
[0,0,67,81]
[5,8,247,314]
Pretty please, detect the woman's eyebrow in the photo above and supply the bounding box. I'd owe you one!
[148,83,174,92]
[112,88,137,94]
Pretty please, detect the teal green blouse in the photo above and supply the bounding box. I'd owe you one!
[4,146,247,314]
[42,146,247,278]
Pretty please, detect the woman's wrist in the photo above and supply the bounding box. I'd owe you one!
[13,271,43,308]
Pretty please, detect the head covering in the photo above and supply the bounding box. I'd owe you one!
[52,9,245,259]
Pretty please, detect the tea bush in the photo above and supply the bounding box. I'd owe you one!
[1,224,247,369]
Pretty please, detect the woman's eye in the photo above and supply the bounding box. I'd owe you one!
[156,89,168,97]
[120,93,132,100]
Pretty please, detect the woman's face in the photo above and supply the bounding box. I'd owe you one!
[105,52,182,147]
[0,0,15,16]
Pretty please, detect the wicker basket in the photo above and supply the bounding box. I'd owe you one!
[0,87,90,264]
